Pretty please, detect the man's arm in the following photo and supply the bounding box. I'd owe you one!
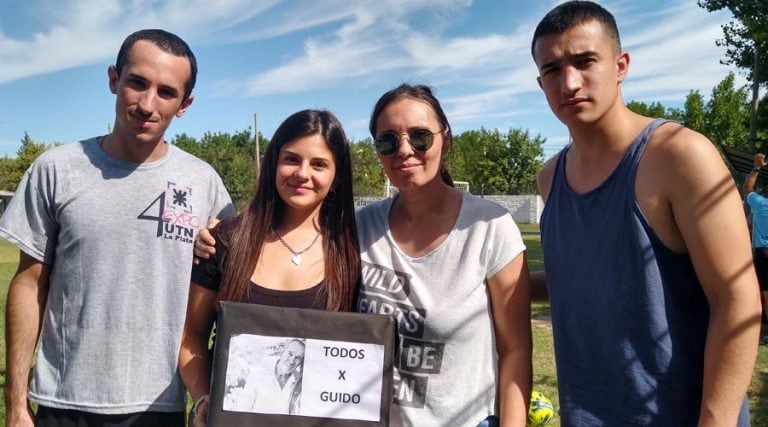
[662,131,761,425]
[742,153,766,196]
[487,252,532,425]
[5,251,50,427]
[529,154,559,302]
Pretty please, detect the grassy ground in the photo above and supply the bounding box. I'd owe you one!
[0,231,766,426]
[1,238,18,426]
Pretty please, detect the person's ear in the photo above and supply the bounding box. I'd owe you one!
[176,93,194,118]
[108,65,119,94]
[441,128,452,160]
[617,51,630,84]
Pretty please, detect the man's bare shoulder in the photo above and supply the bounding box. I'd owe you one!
[636,122,736,253]
[537,151,562,202]
[643,122,724,177]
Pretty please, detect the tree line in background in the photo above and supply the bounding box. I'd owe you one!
[173,126,546,207]
[0,124,546,208]
[627,72,768,153]
[2,70,765,207]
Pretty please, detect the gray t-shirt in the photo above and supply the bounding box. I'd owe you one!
[356,193,525,426]
[0,137,235,414]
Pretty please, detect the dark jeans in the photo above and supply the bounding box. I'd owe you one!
[476,415,499,427]
[36,405,185,427]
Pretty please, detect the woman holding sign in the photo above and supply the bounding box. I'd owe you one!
[355,84,532,426]
[179,109,360,426]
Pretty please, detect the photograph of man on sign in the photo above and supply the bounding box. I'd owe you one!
[223,336,306,415]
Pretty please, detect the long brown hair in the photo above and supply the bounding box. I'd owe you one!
[217,109,359,311]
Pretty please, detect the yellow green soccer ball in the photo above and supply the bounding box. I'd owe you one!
[527,390,555,426]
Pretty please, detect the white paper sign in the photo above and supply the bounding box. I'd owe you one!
[221,335,385,422]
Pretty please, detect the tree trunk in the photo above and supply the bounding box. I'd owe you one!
[749,47,760,152]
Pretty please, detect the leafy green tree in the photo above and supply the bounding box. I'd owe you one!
[682,90,707,132]
[626,101,668,118]
[450,129,507,195]
[1,133,49,191]
[698,0,767,84]
[0,157,16,191]
[172,129,265,208]
[756,93,768,152]
[699,0,767,149]
[449,128,544,195]
[350,138,385,197]
[703,72,750,149]
[506,129,545,194]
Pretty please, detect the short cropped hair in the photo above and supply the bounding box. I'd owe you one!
[531,1,621,57]
[115,29,197,101]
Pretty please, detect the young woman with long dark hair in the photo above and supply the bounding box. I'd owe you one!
[179,109,359,425]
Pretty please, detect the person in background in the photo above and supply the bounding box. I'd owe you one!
[356,83,532,426]
[180,109,360,426]
[0,29,234,426]
[743,153,768,346]
[531,1,760,424]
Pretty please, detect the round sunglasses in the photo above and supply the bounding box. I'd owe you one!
[374,128,442,156]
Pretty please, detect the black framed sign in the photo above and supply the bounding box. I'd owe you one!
[207,302,396,426]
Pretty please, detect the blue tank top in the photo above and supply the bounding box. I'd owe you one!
[541,119,750,426]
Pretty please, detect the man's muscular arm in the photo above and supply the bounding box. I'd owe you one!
[661,130,760,426]
[5,252,50,426]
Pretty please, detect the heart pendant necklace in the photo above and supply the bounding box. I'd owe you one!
[273,229,321,266]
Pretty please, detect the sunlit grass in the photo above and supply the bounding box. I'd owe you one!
[0,229,766,426]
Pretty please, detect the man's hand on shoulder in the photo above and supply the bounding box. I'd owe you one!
[193,219,219,264]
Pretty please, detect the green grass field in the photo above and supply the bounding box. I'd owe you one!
[0,232,766,426]
[1,238,17,426]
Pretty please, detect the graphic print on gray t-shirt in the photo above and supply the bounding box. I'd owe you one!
[139,180,205,243]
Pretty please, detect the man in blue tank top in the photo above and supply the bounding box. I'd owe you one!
[530,1,761,425]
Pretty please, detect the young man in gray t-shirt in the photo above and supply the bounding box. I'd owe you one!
[1,29,234,426]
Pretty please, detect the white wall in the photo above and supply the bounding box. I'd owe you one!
[483,195,544,224]
[353,194,544,224]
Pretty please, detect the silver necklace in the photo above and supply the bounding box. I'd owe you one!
[273,229,321,266]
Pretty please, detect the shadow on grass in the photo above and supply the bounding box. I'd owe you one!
[534,374,558,389]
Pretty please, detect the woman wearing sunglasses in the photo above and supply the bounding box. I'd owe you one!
[179,109,360,426]
[356,84,532,427]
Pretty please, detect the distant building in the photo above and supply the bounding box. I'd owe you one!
[0,190,13,216]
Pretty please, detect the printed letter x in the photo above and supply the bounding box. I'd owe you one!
[338,370,346,380]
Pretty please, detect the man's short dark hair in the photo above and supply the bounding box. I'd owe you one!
[531,0,621,57]
[115,29,197,101]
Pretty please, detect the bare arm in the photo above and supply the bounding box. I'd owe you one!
[742,153,766,196]
[529,154,558,302]
[664,134,761,425]
[178,284,218,424]
[536,154,558,203]
[487,252,532,426]
[5,252,50,427]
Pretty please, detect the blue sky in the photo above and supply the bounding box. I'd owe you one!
[0,0,744,159]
